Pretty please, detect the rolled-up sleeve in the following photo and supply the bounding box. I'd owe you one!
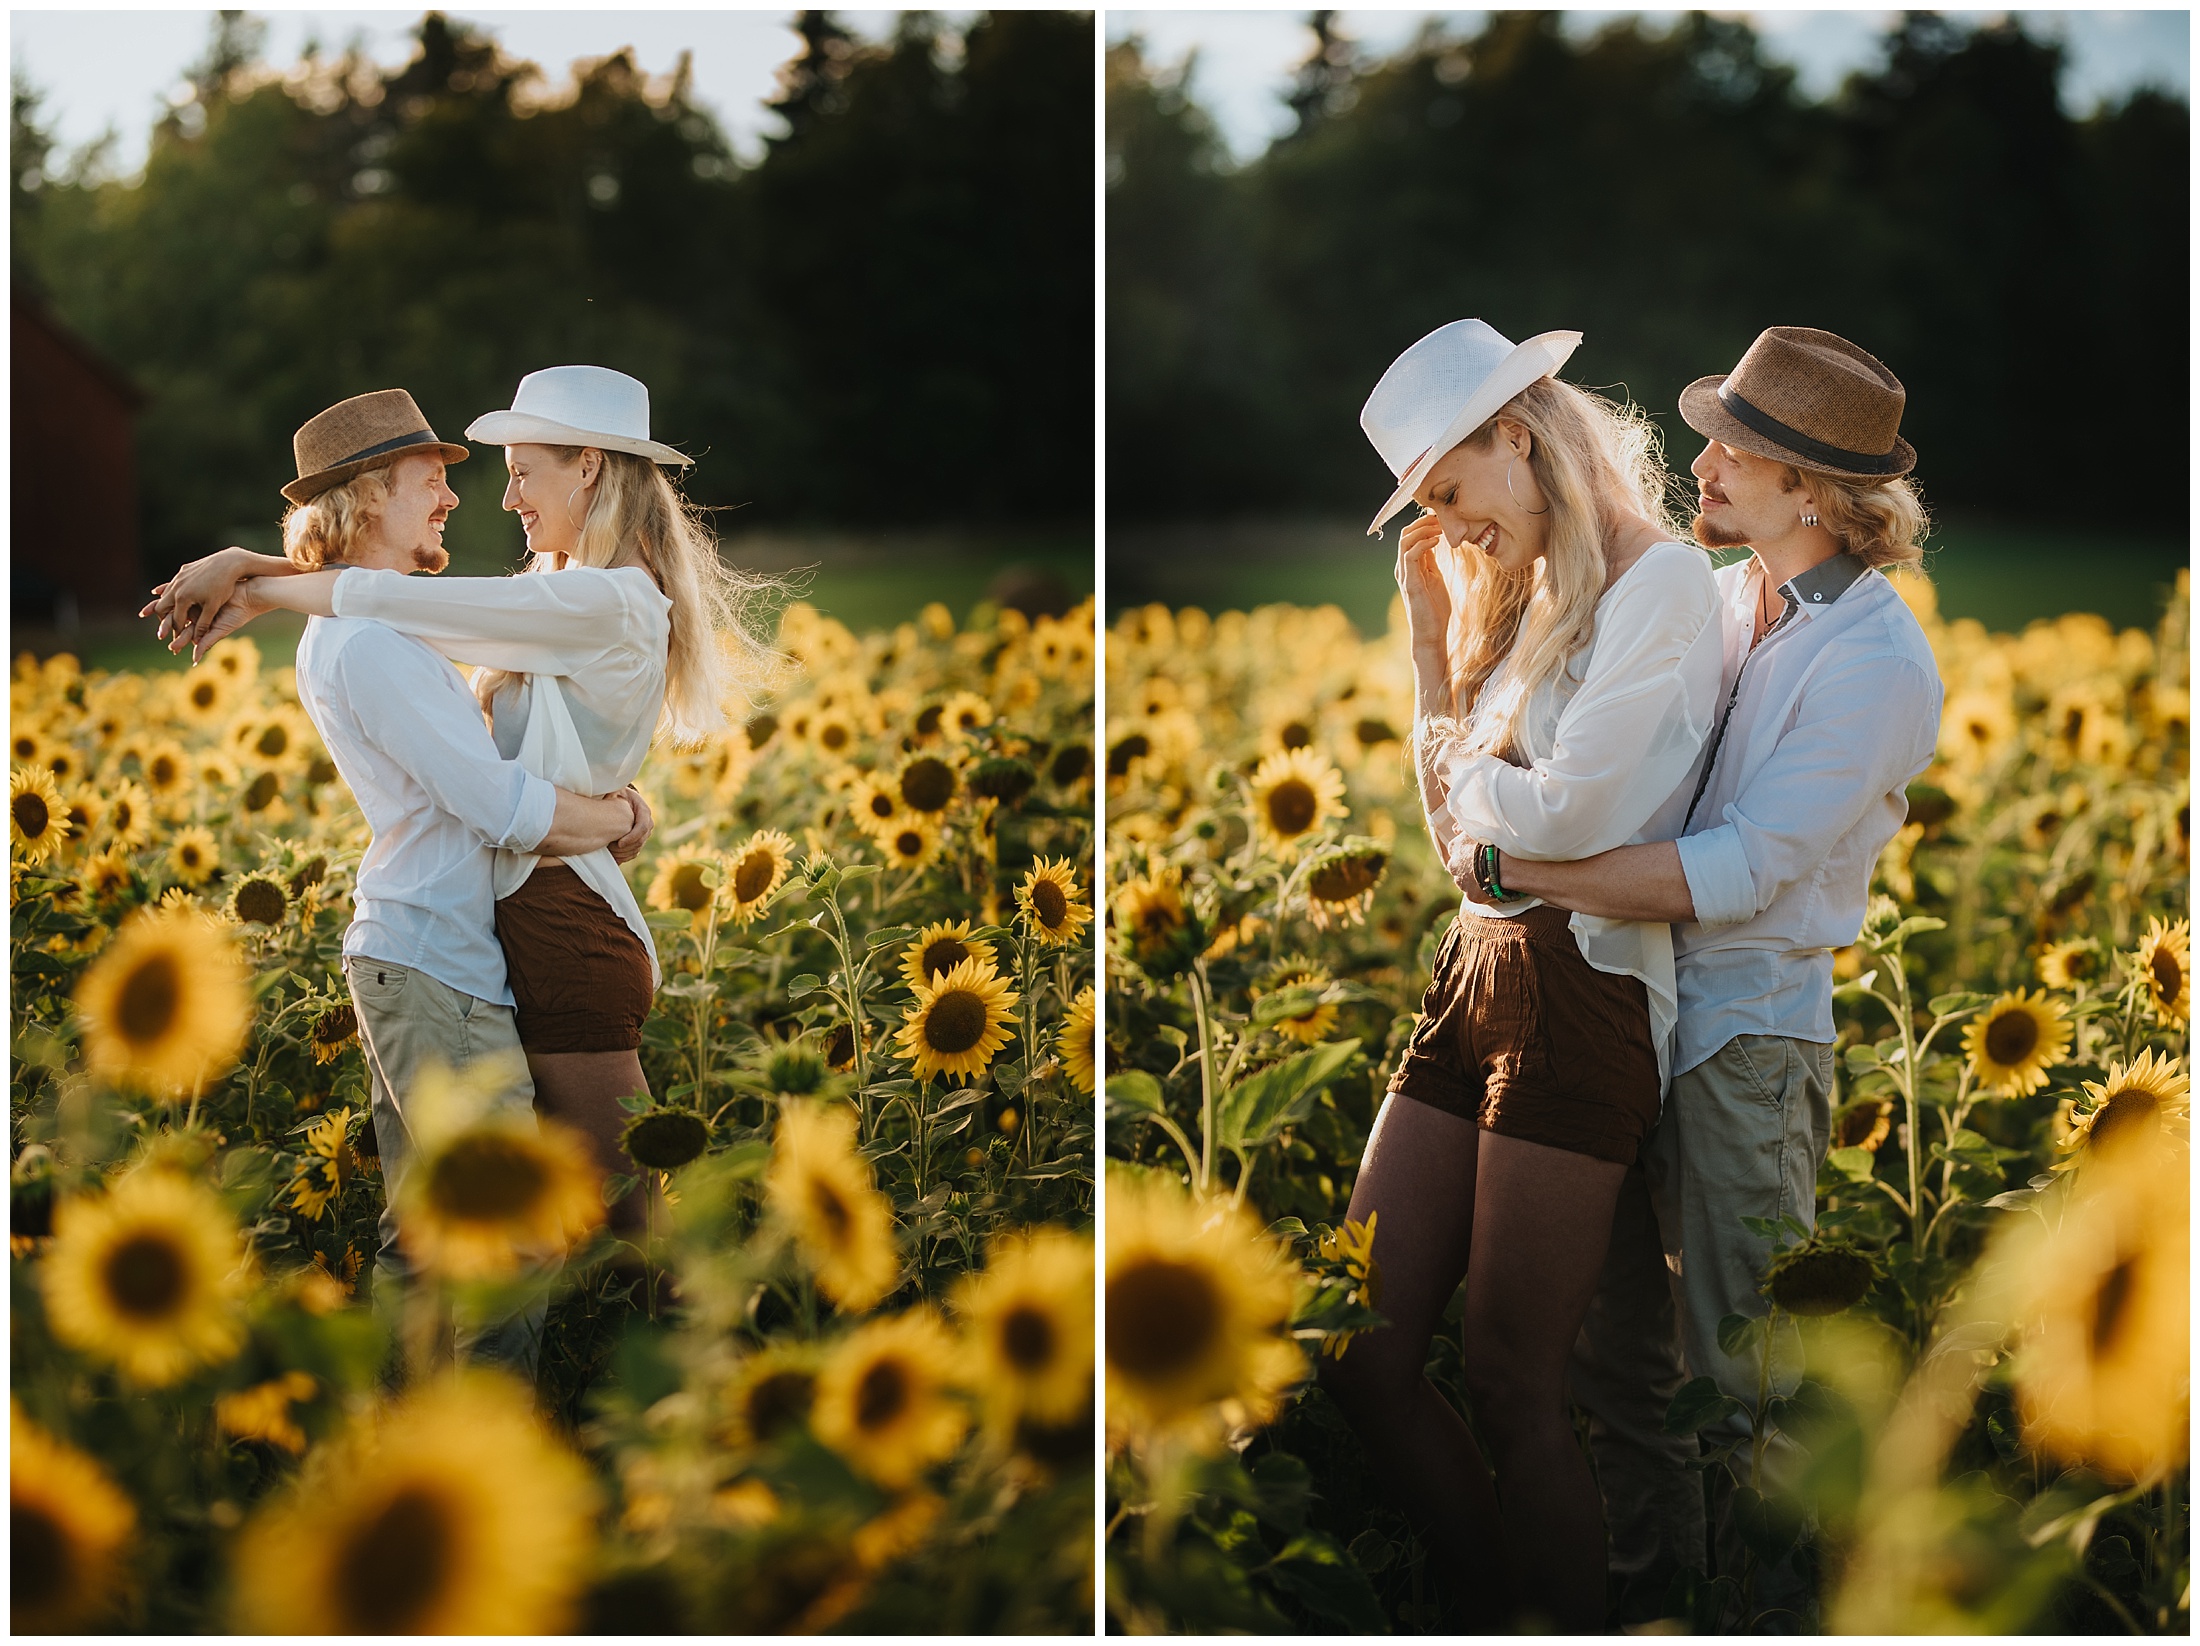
[1678,650,1941,929]
[329,565,641,675]
[1438,552,1720,861]
[334,627,557,851]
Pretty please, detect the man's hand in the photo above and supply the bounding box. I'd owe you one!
[609,786,654,864]
[142,546,272,648]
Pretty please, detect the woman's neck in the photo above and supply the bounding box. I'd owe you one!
[1598,516,1664,592]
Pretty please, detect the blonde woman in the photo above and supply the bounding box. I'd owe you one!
[153,368,776,1247]
[1316,322,1724,1630]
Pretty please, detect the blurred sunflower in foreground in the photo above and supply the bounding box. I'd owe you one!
[72,905,251,1099]
[811,1306,969,1487]
[11,1400,137,1632]
[766,1101,899,1312]
[954,1226,1095,1439]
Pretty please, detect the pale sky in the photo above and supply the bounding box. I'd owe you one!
[1106,9,2192,161]
[11,9,980,174]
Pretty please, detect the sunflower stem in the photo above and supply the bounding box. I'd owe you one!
[1189,962,1219,1195]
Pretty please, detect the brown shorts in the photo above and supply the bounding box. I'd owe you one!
[1387,903,1660,1166]
[493,863,654,1054]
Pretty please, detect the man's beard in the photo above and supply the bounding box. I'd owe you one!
[411,543,450,573]
[1690,510,1750,550]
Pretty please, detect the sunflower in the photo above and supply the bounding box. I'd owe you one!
[1831,1096,1894,1153]
[196,748,243,794]
[309,999,360,1064]
[767,1102,899,1312]
[953,1227,1094,1436]
[1989,1145,2188,1484]
[288,1108,357,1221]
[1248,746,1347,856]
[1105,1173,1302,1443]
[228,704,314,774]
[103,779,153,851]
[172,665,235,728]
[57,785,103,854]
[2057,1050,2189,1167]
[849,775,905,838]
[139,740,191,806]
[1254,958,1338,1044]
[215,1371,320,1454]
[11,1401,137,1632]
[41,1167,249,1386]
[1112,864,1205,980]
[647,844,723,932]
[1760,1235,1883,1316]
[225,870,291,928]
[74,906,251,1099]
[2131,916,2189,1025]
[896,957,1019,1084]
[1937,687,2017,768]
[1048,741,1093,790]
[622,1109,711,1171]
[396,1115,603,1281]
[1016,857,1090,947]
[203,632,260,687]
[230,1372,599,1633]
[1960,989,2072,1097]
[898,919,998,993]
[10,766,70,863]
[1056,986,1096,1094]
[810,1307,968,1488]
[1303,841,1389,929]
[878,814,943,872]
[722,1342,822,1450]
[723,829,797,925]
[81,846,135,903]
[2036,938,2104,992]
[895,753,959,815]
[809,708,860,763]
[939,691,994,741]
[11,724,48,769]
[168,824,221,886]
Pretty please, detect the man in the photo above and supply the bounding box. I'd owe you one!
[1465,328,1944,1620]
[168,389,649,1377]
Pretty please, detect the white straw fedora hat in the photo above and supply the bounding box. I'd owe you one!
[466,365,692,467]
[1359,320,1582,537]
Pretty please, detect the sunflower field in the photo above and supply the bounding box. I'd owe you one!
[9,594,1098,1634]
[1101,571,2189,1633]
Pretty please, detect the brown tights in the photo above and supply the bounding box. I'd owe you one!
[1317,1092,1627,1631]
[527,1049,653,1245]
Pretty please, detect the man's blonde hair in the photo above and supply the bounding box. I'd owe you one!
[1786,466,1931,571]
[280,466,395,569]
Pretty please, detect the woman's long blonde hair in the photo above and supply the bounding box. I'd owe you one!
[1438,376,1684,761]
[472,448,783,745]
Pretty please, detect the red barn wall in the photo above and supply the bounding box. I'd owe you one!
[12,289,143,622]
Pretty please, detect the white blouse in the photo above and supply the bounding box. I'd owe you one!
[329,563,673,987]
[1422,539,1724,1088]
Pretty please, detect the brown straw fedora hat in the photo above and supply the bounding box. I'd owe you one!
[1678,326,1915,480]
[282,389,470,505]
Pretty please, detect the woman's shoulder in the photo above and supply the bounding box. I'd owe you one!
[1601,539,1719,616]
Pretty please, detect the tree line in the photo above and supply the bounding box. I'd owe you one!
[13,10,1094,575]
[1107,12,2186,528]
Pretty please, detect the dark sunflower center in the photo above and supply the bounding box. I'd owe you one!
[1001,1303,1057,1372]
[2090,1089,2160,1151]
[809,1177,851,1240]
[112,800,135,833]
[1983,1009,2039,1067]
[2090,1256,2138,1357]
[854,1358,910,1431]
[150,756,178,788]
[920,938,969,979]
[234,880,287,925]
[1105,1258,1222,1382]
[670,863,713,912]
[118,954,182,1045]
[866,792,896,819]
[914,704,944,738]
[1030,878,1068,928]
[745,1369,815,1440]
[1279,720,1312,749]
[12,736,34,760]
[103,1231,187,1319]
[1265,779,1317,836]
[1050,744,1092,785]
[335,1484,453,1633]
[1767,1250,1875,1316]
[189,682,217,709]
[241,772,278,811]
[827,1025,855,1068]
[1355,717,1397,747]
[425,1135,548,1221]
[900,757,955,813]
[2151,947,2183,1003]
[745,712,779,747]
[314,1004,357,1046]
[1309,853,1385,903]
[13,792,50,837]
[255,725,289,759]
[1106,734,1150,777]
[733,850,778,903]
[820,722,850,752]
[894,830,924,859]
[923,991,989,1056]
[12,1502,69,1609]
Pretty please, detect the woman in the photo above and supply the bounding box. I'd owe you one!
[1319,321,1723,1629]
[152,366,776,1247]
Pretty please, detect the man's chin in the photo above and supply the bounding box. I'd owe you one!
[411,544,450,573]
[1690,512,1750,550]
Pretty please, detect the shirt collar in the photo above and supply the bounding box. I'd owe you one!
[1779,552,1869,618]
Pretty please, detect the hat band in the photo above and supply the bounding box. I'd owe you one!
[1717,384,1897,476]
[321,427,444,472]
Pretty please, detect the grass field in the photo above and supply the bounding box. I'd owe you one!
[28,529,1093,676]
[1107,513,2187,634]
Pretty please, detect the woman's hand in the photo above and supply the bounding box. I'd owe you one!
[1395,510,1452,663]
[609,786,654,864]
[173,582,275,663]
[143,546,255,640]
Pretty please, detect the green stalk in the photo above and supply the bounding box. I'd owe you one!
[1188,961,1219,1195]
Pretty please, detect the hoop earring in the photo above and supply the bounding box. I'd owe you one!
[1800,509,1820,527]
[565,484,589,532]
[1507,455,1550,516]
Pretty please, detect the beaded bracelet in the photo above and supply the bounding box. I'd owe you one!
[1475,841,1514,903]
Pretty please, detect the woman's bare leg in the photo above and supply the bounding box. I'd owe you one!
[526,1049,652,1242]
[1316,1093,1512,1626]
[1462,1131,1629,1631]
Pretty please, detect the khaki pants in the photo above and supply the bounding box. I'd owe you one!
[344,955,550,1380]
[1569,1033,1835,1619]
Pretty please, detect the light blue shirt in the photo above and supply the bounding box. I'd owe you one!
[1670,553,1942,1075]
[294,615,559,1005]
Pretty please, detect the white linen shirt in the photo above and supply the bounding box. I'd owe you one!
[293,615,559,1004]
[328,563,673,986]
[1424,540,1725,1088]
[1670,552,1943,1075]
